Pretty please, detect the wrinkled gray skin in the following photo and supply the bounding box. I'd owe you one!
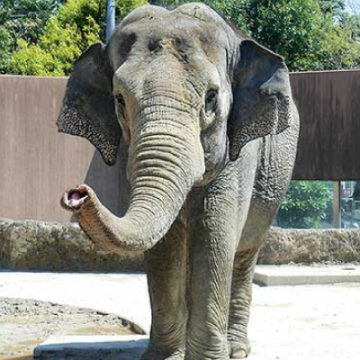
[58,3,299,359]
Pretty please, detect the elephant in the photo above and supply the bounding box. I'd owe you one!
[58,3,299,360]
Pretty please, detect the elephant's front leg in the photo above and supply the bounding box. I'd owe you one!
[186,188,247,360]
[141,217,187,360]
[228,248,259,359]
[187,236,236,359]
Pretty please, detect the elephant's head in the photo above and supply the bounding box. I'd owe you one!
[58,3,291,252]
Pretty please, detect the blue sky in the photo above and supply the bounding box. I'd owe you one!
[346,0,360,13]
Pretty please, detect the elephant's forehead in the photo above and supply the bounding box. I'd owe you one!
[120,3,227,30]
[116,4,232,51]
[125,20,217,47]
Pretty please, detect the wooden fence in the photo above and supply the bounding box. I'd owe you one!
[291,70,360,180]
[0,71,359,222]
[0,75,129,222]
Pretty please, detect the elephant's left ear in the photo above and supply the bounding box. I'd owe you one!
[57,43,121,166]
[228,39,291,161]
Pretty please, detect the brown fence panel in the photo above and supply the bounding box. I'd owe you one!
[291,70,360,180]
[0,75,128,223]
[0,71,359,222]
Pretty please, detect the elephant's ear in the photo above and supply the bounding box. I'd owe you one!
[228,39,291,161]
[57,43,121,166]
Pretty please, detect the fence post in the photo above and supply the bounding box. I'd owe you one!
[106,0,116,43]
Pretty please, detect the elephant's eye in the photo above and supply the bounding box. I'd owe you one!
[205,90,218,114]
[115,93,127,119]
[116,93,126,108]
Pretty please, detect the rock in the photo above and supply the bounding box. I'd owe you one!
[259,227,360,264]
[0,218,144,271]
[1,218,360,271]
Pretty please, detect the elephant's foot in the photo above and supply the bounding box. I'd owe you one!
[229,337,251,359]
[140,347,185,360]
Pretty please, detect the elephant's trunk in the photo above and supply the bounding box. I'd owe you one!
[74,98,204,252]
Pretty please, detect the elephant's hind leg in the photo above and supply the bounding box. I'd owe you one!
[141,218,187,360]
[228,248,259,359]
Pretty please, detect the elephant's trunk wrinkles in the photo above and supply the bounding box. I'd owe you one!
[78,100,202,252]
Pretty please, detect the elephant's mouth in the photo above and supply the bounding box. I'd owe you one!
[63,187,89,210]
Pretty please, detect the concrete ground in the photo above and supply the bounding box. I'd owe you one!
[254,264,360,285]
[0,267,360,359]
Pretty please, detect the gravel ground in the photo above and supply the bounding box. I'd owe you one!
[0,298,138,360]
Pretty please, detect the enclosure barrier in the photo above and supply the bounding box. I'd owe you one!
[0,71,360,223]
[1,218,359,271]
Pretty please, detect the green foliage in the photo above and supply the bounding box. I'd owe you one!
[0,0,64,73]
[0,1,63,45]
[277,181,332,229]
[341,12,360,42]
[244,0,327,71]
[9,0,100,76]
[319,0,345,16]
[243,0,360,71]
[321,19,360,69]
[9,19,90,76]
[7,0,147,76]
[0,24,13,71]
[149,0,249,31]
[318,1,360,69]
[150,0,250,33]
[202,0,249,33]
[151,0,360,71]
[4,0,360,75]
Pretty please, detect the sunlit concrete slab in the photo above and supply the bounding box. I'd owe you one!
[254,264,360,286]
[33,335,148,359]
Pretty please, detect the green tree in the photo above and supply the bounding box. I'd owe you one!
[277,182,332,228]
[244,0,328,71]
[203,0,249,32]
[152,0,360,71]
[340,12,360,42]
[6,0,360,75]
[244,0,360,71]
[320,18,360,69]
[319,0,360,68]
[319,0,345,16]
[0,0,64,73]
[150,0,250,32]
[8,0,147,76]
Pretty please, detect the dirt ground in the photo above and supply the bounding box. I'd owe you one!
[0,298,137,360]
[1,271,360,360]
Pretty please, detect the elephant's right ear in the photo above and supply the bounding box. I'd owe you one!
[57,43,121,166]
